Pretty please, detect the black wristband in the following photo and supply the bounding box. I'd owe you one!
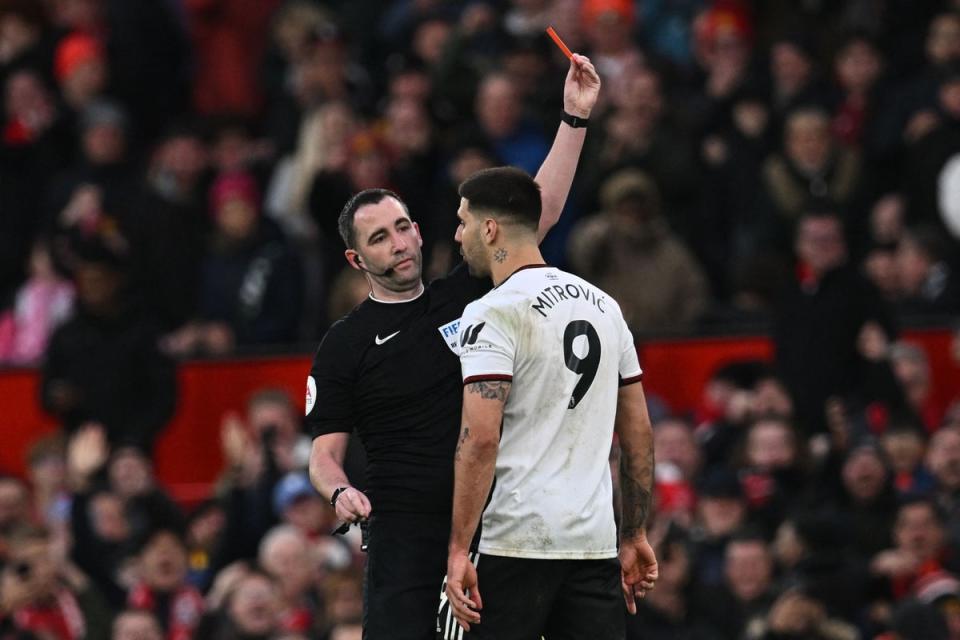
[561,110,589,128]
[330,486,349,507]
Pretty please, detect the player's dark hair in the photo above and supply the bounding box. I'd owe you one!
[458,167,541,233]
[338,189,409,248]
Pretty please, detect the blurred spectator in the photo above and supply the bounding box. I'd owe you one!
[185,0,282,117]
[324,268,370,326]
[182,499,225,592]
[889,341,944,431]
[0,240,74,365]
[929,426,960,552]
[863,239,901,303]
[697,86,774,298]
[40,240,176,450]
[472,71,548,175]
[768,33,828,121]
[581,0,641,86]
[756,107,866,254]
[688,3,754,137]
[0,477,28,540]
[688,468,748,590]
[696,530,777,640]
[745,588,859,640]
[830,30,886,149]
[129,123,211,332]
[654,417,702,483]
[773,207,897,435]
[1,525,111,640]
[580,63,699,230]
[568,168,710,333]
[194,567,283,640]
[626,526,720,640]
[903,64,960,231]
[112,608,163,640]
[257,525,318,635]
[266,101,356,243]
[0,0,51,75]
[882,424,936,496]
[206,388,311,580]
[127,527,204,640]
[53,32,107,113]
[773,510,871,622]
[896,226,960,318]
[66,424,184,608]
[272,472,333,539]
[869,192,908,245]
[166,171,303,354]
[871,497,959,604]
[24,435,70,533]
[1,67,73,306]
[738,417,809,535]
[821,441,898,560]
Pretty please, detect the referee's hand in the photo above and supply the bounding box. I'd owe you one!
[334,487,372,523]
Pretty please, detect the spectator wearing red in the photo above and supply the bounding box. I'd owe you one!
[53,31,106,112]
[128,527,205,640]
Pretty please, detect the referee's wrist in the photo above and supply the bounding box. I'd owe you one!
[330,485,350,507]
[561,109,590,128]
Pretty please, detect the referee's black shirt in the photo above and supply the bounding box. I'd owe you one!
[306,263,490,515]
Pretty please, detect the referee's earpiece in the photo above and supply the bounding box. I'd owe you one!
[353,255,362,268]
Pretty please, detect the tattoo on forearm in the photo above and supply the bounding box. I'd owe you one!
[466,380,510,402]
[455,427,470,460]
[494,248,508,263]
[619,446,654,539]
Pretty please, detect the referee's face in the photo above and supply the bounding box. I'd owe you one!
[352,197,423,290]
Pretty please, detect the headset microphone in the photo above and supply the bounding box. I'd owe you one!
[353,255,393,277]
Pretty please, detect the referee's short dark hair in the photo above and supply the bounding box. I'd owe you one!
[338,188,409,249]
[458,167,541,233]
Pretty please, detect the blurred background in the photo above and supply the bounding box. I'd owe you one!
[1,0,960,638]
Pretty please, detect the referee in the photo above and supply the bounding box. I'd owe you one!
[306,55,601,639]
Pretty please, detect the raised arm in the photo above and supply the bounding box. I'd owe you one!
[446,379,511,632]
[614,381,658,614]
[536,53,601,241]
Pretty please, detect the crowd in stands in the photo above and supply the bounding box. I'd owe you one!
[2,0,960,638]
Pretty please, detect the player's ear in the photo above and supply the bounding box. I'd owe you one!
[482,218,498,245]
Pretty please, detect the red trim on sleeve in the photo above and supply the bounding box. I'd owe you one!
[619,373,644,387]
[464,374,513,385]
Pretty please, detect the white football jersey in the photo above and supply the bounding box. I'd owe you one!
[459,265,642,560]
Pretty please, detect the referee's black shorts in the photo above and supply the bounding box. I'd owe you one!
[437,554,624,640]
[363,511,450,640]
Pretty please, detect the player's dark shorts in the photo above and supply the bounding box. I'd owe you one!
[363,511,450,640]
[437,554,624,640]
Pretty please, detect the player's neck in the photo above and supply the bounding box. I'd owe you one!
[490,244,545,287]
[368,279,425,302]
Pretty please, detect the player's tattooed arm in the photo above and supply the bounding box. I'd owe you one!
[465,380,511,402]
[619,446,653,538]
[614,382,655,539]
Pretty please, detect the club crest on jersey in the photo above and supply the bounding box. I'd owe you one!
[438,319,462,354]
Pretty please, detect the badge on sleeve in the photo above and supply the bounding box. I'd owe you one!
[305,376,317,415]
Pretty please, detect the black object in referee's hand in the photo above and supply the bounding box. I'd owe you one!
[331,519,370,552]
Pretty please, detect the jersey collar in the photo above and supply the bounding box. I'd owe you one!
[496,263,550,288]
[368,282,426,304]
